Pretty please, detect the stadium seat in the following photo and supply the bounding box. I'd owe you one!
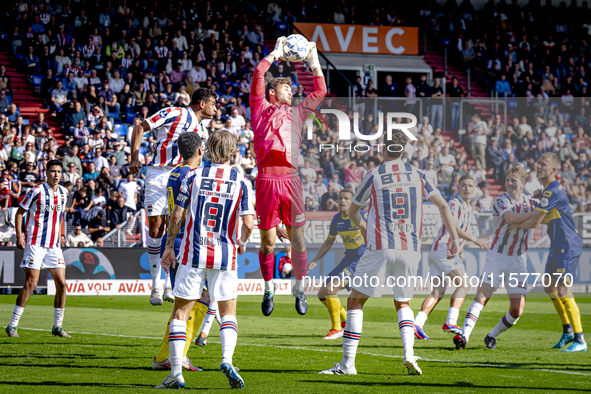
[126,113,137,123]
[139,146,147,156]
[114,123,128,137]
[32,76,43,86]
[274,252,286,279]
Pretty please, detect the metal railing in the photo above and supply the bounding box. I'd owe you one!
[371,97,424,123]
[101,210,145,247]
[459,98,507,132]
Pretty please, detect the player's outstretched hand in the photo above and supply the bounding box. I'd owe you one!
[307,261,317,271]
[475,238,490,250]
[304,42,320,69]
[270,36,287,61]
[532,189,543,200]
[161,247,175,274]
[129,157,142,174]
[238,244,246,255]
[447,239,459,259]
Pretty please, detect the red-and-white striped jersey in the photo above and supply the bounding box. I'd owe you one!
[146,106,208,167]
[175,164,255,271]
[20,183,68,248]
[353,160,440,252]
[431,196,473,252]
[490,192,536,256]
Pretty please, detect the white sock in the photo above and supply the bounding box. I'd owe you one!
[54,308,65,327]
[168,319,187,376]
[200,303,218,336]
[294,278,303,292]
[414,310,428,328]
[220,315,238,365]
[447,307,460,326]
[489,312,520,339]
[341,309,363,370]
[398,307,415,360]
[9,305,24,327]
[148,237,163,291]
[164,272,171,289]
[462,301,484,341]
[264,280,274,292]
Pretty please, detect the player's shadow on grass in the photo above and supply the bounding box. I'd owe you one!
[302,380,591,391]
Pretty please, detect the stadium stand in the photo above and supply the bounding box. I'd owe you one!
[0,0,591,247]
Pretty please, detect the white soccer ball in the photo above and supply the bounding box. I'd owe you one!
[283,34,309,62]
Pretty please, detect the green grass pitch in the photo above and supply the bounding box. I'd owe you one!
[0,294,590,393]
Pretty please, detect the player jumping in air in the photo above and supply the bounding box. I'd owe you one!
[129,88,217,306]
[307,189,367,339]
[414,176,489,340]
[151,132,208,372]
[6,160,70,338]
[508,152,587,352]
[250,36,326,316]
[454,167,535,350]
[320,130,459,376]
[158,130,255,389]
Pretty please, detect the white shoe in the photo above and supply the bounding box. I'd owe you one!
[151,357,170,370]
[155,372,185,389]
[150,288,163,306]
[163,287,174,303]
[182,356,202,371]
[403,356,422,375]
[319,362,357,375]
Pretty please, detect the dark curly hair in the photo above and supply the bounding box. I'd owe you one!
[386,129,408,159]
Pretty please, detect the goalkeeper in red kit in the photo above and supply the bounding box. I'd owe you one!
[250,36,326,316]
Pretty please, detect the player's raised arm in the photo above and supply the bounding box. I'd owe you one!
[129,119,150,174]
[300,42,327,109]
[429,194,460,258]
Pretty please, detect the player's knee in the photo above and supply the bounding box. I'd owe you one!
[509,307,522,319]
[25,276,39,290]
[260,242,275,255]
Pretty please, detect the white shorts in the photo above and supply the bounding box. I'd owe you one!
[172,263,238,302]
[19,244,65,270]
[351,249,421,302]
[144,166,174,217]
[480,250,528,295]
[428,249,464,277]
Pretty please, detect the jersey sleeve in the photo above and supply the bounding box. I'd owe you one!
[249,59,272,119]
[448,199,461,221]
[175,171,195,209]
[536,187,561,213]
[419,170,440,200]
[20,187,39,210]
[360,209,368,222]
[145,107,182,130]
[239,179,255,216]
[328,214,339,237]
[353,173,374,206]
[493,195,512,217]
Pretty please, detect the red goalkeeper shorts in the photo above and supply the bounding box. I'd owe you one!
[255,174,305,230]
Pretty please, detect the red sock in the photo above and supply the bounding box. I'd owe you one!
[291,250,308,280]
[259,251,275,281]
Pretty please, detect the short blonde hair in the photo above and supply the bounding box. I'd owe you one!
[506,166,527,184]
[205,129,237,164]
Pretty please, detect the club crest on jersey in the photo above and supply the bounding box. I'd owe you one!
[158,109,168,118]
[541,197,549,207]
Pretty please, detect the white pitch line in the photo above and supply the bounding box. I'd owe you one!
[6,326,591,377]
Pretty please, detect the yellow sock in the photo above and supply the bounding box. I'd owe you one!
[562,296,583,334]
[155,315,173,362]
[549,291,571,325]
[339,306,347,324]
[183,301,208,358]
[325,296,342,331]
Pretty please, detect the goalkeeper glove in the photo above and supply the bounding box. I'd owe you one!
[270,36,287,61]
[304,42,320,70]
